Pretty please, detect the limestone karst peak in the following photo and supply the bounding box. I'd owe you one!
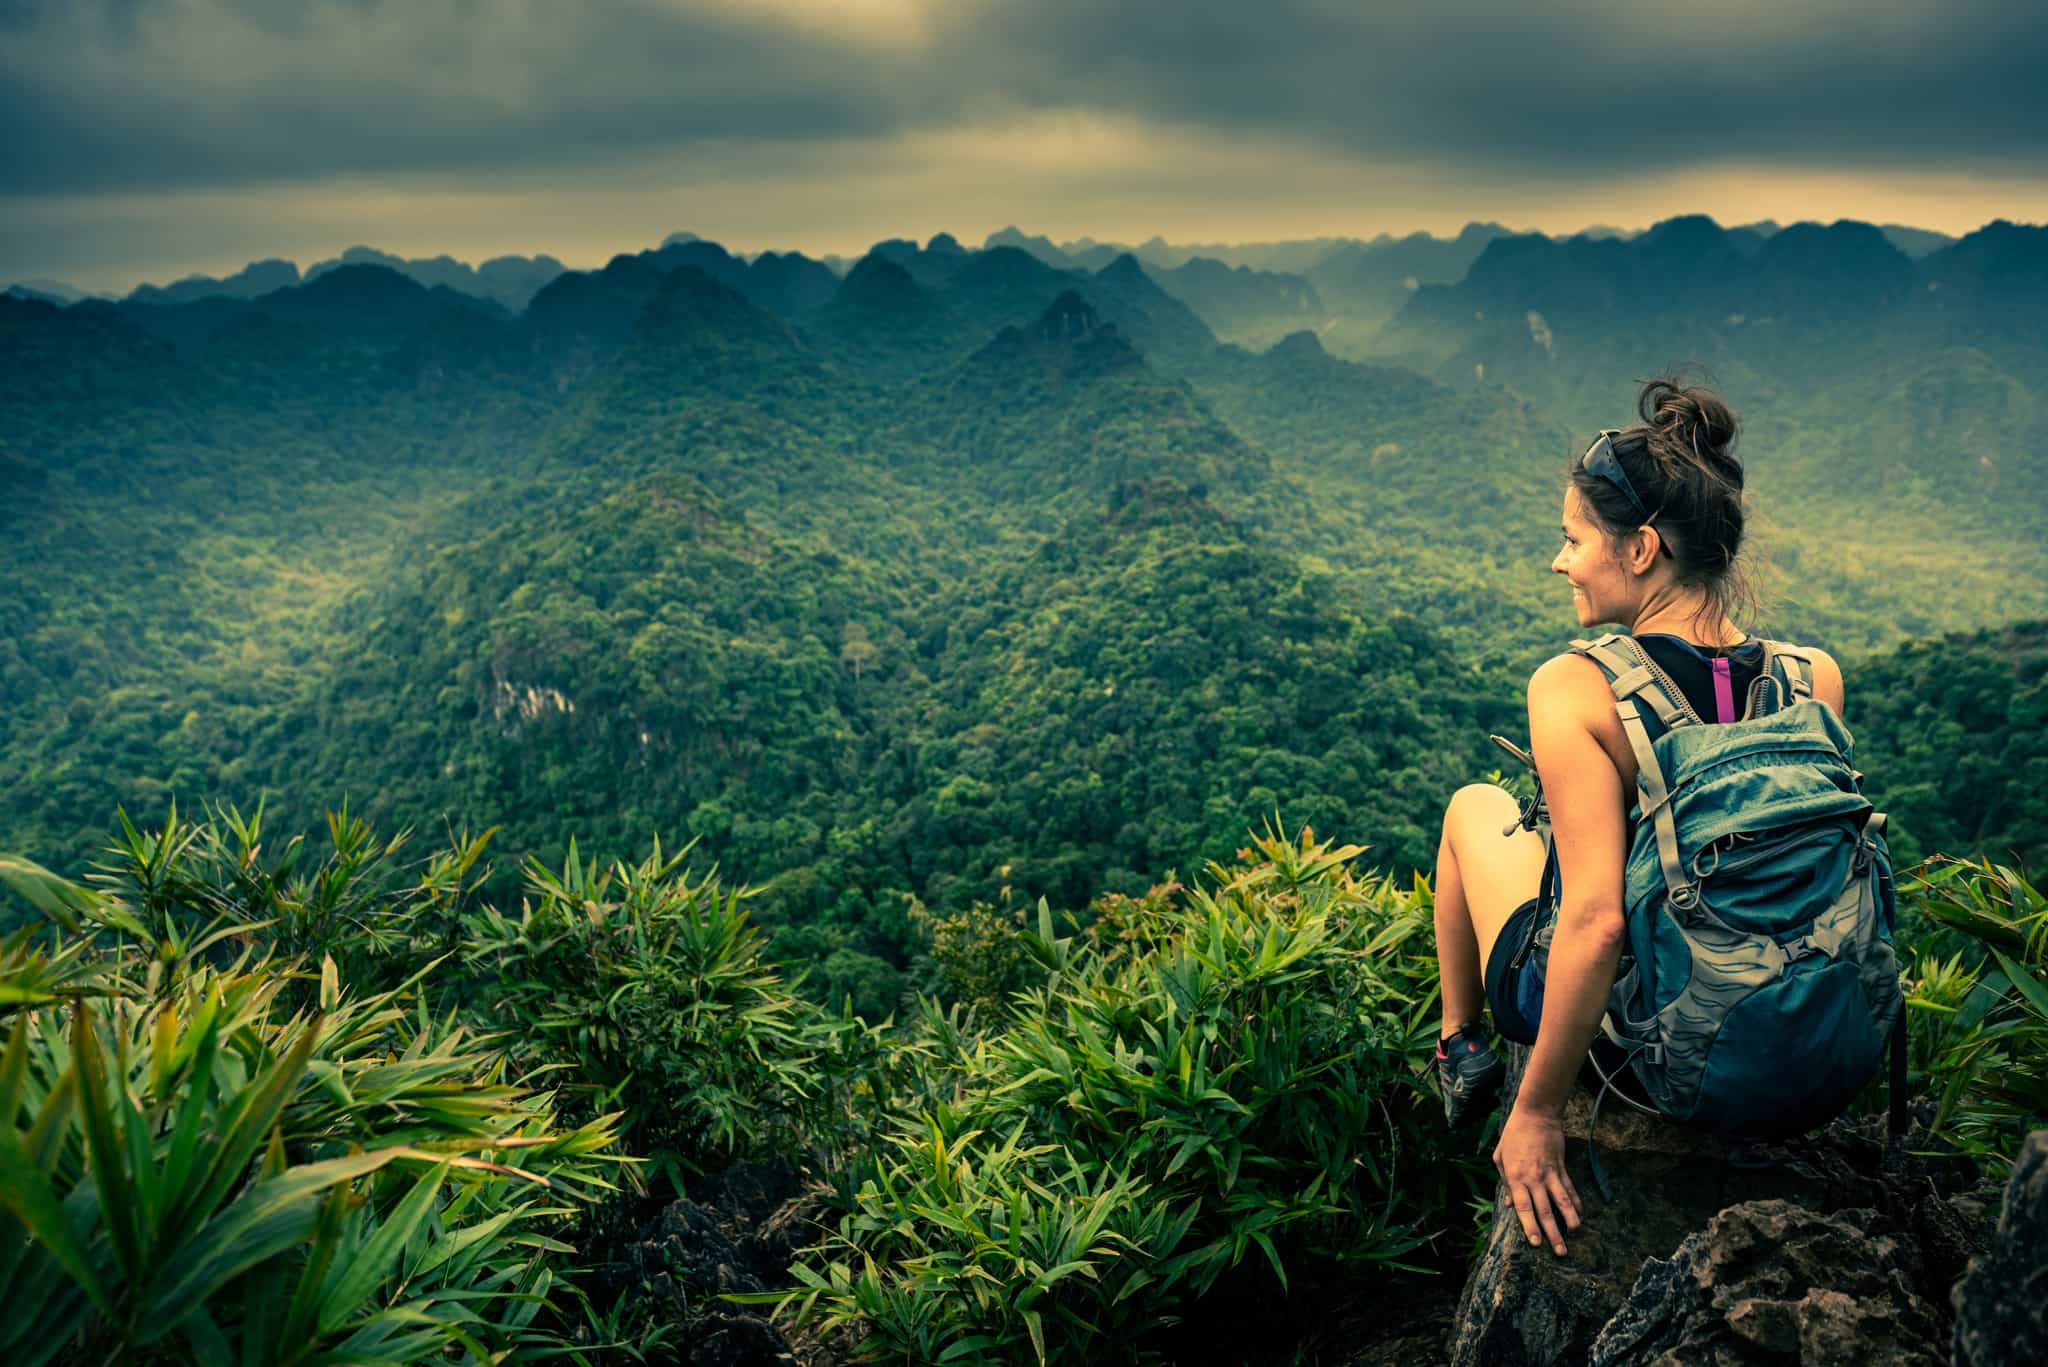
[1035,288,1103,343]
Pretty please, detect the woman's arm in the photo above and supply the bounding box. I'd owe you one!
[1491,653,1630,1254]
[1519,653,1630,1114]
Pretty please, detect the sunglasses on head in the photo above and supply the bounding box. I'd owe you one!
[1582,429,1671,557]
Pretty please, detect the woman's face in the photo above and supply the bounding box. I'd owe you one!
[1553,485,1636,628]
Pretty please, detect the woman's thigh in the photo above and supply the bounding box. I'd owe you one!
[1444,783,1549,971]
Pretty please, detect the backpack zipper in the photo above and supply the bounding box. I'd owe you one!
[1630,639,1786,728]
[1689,818,1849,881]
[1631,642,1707,728]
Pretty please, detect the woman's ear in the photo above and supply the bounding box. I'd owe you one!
[1632,524,1664,573]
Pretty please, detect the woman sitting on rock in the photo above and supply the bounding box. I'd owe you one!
[1426,378,1846,1257]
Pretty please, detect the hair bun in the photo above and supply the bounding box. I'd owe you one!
[1639,377,1740,481]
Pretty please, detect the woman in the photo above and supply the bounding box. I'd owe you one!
[1427,378,1844,1258]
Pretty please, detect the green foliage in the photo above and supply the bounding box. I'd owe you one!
[1897,855,2048,1169]
[772,827,1489,1363]
[459,838,839,1190]
[765,1114,1188,1365]
[0,857,121,1009]
[0,841,622,1365]
[913,899,1038,1010]
[1852,620,2048,874]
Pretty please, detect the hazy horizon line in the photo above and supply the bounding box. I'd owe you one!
[10,210,2036,300]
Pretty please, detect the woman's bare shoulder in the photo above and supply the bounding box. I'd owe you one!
[1527,651,1616,715]
[1802,644,1847,717]
[1527,652,1634,782]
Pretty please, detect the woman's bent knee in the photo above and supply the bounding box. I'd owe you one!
[1443,783,1544,880]
[1447,782,1514,821]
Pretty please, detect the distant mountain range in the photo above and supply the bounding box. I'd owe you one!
[4,207,2043,906]
[10,212,2038,560]
[6,247,570,313]
[1377,215,2046,392]
[5,217,1964,325]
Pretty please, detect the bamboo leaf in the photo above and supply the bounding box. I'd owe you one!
[1991,949,2048,1023]
[70,1001,145,1285]
[186,1010,324,1229]
[281,1181,354,1352]
[1251,1230,1287,1291]
[0,1133,111,1316]
[317,1160,452,1335]
[145,1149,405,1327]
[0,857,100,934]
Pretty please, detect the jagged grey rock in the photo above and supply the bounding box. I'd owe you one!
[1952,1129,2048,1367]
[1588,1200,1945,1364]
[1448,1044,1999,1366]
[622,1159,817,1365]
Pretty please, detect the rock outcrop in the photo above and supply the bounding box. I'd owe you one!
[1449,1045,2007,1366]
[616,1160,825,1366]
[1589,1200,1949,1364]
[1951,1130,2048,1367]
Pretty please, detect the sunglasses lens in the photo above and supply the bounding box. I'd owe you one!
[1584,433,1649,524]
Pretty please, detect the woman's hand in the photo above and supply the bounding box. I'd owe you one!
[1494,1103,1582,1256]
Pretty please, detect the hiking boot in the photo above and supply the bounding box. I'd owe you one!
[1435,1023,1505,1129]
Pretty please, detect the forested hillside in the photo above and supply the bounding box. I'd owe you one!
[4,217,2045,985]
[1851,618,2048,872]
[5,215,2046,1364]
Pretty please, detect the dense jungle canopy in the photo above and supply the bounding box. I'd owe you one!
[2,217,2044,1363]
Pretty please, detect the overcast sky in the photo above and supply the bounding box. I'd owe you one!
[6,0,2046,291]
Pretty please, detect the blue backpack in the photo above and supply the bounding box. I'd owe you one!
[1501,634,1907,1179]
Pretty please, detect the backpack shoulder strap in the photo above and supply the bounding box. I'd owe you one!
[1568,633,1690,733]
[1750,639,1815,716]
[1568,634,1689,907]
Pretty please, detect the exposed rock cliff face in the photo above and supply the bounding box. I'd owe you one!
[1448,1045,2016,1366]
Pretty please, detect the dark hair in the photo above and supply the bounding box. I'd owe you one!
[1569,376,1760,628]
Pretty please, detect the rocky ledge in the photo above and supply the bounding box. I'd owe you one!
[1449,1044,2038,1366]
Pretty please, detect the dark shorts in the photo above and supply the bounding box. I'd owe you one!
[1483,894,1653,1101]
[1484,895,1549,1046]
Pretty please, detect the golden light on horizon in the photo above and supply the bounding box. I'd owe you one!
[9,109,2044,292]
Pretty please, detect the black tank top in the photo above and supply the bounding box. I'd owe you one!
[1632,633,1768,724]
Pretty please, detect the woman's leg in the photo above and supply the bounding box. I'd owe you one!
[1434,783,1549,1039]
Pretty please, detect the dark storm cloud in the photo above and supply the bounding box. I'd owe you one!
[965,0,2048,178]
[0,0,970,193]
[3,0,2044,197]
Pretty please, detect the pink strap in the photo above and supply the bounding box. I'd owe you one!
[1711,657,1735,723]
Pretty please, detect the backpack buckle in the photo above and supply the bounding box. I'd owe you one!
[1668,882,1702,914]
